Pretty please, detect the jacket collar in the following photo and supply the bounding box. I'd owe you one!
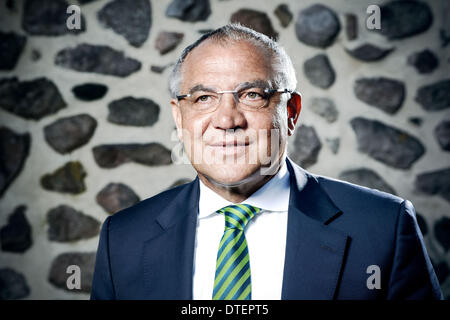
[282,156,348,299]
[155,175,200,230]
[286,156,342,224]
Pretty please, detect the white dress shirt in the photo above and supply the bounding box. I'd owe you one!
[193,161,291,300]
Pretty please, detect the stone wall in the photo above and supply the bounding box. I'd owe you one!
[0,0,449,299]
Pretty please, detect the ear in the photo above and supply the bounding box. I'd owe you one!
[287,92,302,136]
[170,99,183,141]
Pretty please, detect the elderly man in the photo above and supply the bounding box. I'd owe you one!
[91,24,442,300]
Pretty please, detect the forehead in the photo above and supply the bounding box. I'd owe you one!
[180,39,272,90]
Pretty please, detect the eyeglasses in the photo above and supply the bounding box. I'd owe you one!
[176,84,293,113]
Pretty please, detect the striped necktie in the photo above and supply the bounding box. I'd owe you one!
[212,204,261,300]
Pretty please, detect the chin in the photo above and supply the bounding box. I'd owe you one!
[197,162,261,187]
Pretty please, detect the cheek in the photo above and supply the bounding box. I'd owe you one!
[248,109,283,142]
[181,111,201,132]
[247,108,276,129]
[252,109,287,151]
[245,113,275,154]
[180,114,210,148]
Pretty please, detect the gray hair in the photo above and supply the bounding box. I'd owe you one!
[168,23,297,99]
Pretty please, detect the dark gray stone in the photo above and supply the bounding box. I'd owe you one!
[0,77,67,120]
[441,0,450,39]
[22,0,86,36]
[440,29,450,48]
[274,4,293,28]
[377,0,433,40]
[169,178,193,188]
[150,64,172,74]
[92,143,173,168]
[354,77,405,114]
[150,65,165,73]
[289,125,322,168]
[415,168,450,203]
[434,217,450,251]
[310,97,338,123]
[107,97,160,127]
[416,212,428,236]
[166,0,211,22]
[325,137,340,154]
[350,117,425,169]
[48,252,95,293]
[98,0,151,47]
[41,161,87,194]
[44,114,97,154]
[408,117,423,127]
[303,54,335,89]
[155,31,184,54]
[96,183,140,214]
[197,29,214,34]
[415,79,450,111]
[6,0,15,10]
[0,268,30,299]
[345,13,357,40]
[55,44,141,77]
[0,206,32,253]
[0,31,26,71]
[295,4,340,48]
[339,168,397,195]
[30,49,41,62]
[435,120,450,151]
[47,205,100,242]
[407,49,439,74]
[230,9,279,40]
[345,44,394,62]
[72,83,108,101]
[0,127,30,197]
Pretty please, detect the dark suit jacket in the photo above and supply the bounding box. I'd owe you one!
[91,157,443,299]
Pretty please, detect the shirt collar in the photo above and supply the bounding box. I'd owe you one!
[198,160,290,219]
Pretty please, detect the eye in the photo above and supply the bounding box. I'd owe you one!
[247,92,260,99]
[195,95,212,103]
[243,90,264,100]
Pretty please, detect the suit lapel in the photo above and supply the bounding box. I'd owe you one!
[142,177,200,299]
[282,158,350,299]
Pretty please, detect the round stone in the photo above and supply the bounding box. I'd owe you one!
[72,83,108,101]
[303,54,336,89]
[295,4,340,48]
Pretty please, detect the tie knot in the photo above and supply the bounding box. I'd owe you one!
[217,204,260,231]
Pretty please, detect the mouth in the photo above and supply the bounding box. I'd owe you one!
[205,140,252,156]
[208,141,250,147]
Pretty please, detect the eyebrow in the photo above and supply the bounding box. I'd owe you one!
[187,79,271,94]
[235,80,271,91]
[188,84,216,94]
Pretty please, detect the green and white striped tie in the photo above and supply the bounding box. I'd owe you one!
[212,204,260,300]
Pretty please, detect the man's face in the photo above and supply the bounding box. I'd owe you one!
[171,40,290,186]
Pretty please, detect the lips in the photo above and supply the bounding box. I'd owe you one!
[209,141,249,147]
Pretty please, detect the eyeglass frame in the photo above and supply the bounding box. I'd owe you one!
[175,83,294,112]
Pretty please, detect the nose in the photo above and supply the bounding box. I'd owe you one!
[211,92,247,130]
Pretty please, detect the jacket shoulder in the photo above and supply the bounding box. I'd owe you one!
[316,174,403,204]
[314,173,406,224]
[107,179,195,234]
